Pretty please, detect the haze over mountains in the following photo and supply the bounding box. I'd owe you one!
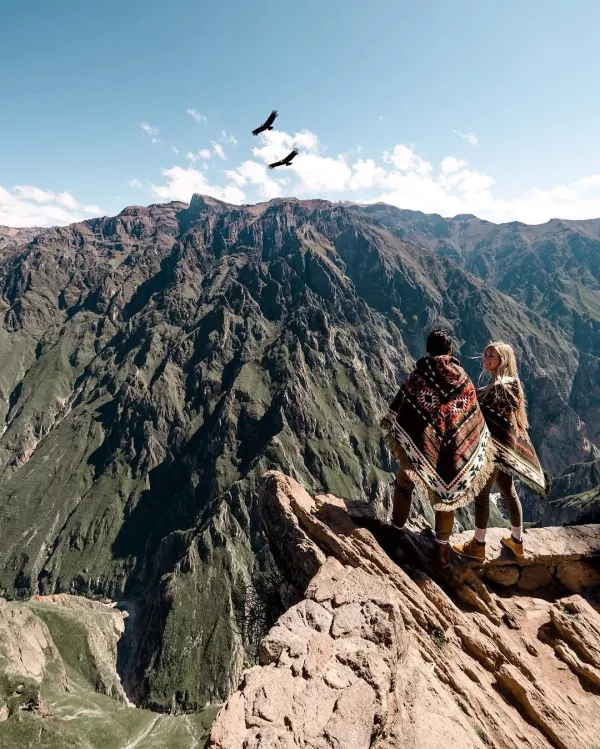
[0,195,597,713]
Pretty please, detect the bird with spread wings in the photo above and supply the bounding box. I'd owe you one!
[268,149,299,169]
[251,110,278,136]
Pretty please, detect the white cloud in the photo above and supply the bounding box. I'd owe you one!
[248,131,600,223]
[574,175,600,189]
[12,185,55,202]
[1,185,103,227]
[171,146,179,154]
[383,145,432,175]
[440,156,468,175]
[186,148,213,164]
[140,122,159,137]
[291,154,352,192]
[225,160,283,200]
[58,192,80,209]
[151,166,245,204]
[348,159,387,190]
[9,126,600,229]
[139,121,161,145]
[212,142,226,160]
[221,130,238,145]
[454,129,478,146]
[187,108,208,124]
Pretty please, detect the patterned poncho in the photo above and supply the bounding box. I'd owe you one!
[476,377,546,496]
[381,355,496,511]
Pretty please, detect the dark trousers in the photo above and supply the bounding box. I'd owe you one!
[392,467,523,542]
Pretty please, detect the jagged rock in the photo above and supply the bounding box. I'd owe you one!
[209,472,600,749]
[549,596,600,665]
[485,565,520,586]
[556,559,600,592]
[518,565,555,591]
[542,457,600,526]
[0,597,60,684]
[0,594,128,702]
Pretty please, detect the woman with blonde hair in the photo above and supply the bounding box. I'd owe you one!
[453,341,546,561]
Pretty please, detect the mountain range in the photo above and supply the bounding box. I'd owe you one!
[0,195,597,711]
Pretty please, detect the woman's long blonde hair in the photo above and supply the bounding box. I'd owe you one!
[484,341,529,431]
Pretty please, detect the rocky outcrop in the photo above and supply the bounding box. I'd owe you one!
[0,594,218,747]
[0,594,128,704]
[541,458,600,525]
[209,472,600,749]
[0,226,43,256]
[452,526,600,592]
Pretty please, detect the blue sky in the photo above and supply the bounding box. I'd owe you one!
[3,0,600,226]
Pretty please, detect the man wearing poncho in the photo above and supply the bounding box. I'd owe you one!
[381,330,496,567]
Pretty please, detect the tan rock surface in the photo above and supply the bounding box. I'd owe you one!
[451,525,599,592]
[0,598,60,683]
[452,525,600,567]
[209,472,600,749]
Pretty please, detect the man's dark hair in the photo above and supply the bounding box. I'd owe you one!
[426,329,452,357]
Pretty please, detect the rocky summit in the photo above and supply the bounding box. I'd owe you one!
[0,195,598,722]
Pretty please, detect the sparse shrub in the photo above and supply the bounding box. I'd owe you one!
[232,564,286,667]
[430,628,446,649]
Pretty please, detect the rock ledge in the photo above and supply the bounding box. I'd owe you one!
[208,471,600,749]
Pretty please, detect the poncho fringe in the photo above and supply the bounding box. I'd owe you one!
[383,428,497,511]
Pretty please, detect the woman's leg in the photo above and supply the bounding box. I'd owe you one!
[473,470,498,542]
[392,468,415,527]
[496,471,523,540]
[452,470,497,560]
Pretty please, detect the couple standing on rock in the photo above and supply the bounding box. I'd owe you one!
[381,330,547,568]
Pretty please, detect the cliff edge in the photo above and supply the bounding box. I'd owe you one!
[209,471,600,749]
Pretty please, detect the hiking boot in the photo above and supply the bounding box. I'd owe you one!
[436,541,451,569]
[501,535,525,561]
[452,538,486,562]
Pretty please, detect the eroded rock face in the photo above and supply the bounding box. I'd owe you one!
[0,598,59,684]
[0,594,219,747]
[209,472,600,749]
[541,457,600,525]
[0,594,129,703]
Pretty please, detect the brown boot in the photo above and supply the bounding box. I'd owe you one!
[452,537,486,561]
[501,535,525,561]
[436,541,451,569]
